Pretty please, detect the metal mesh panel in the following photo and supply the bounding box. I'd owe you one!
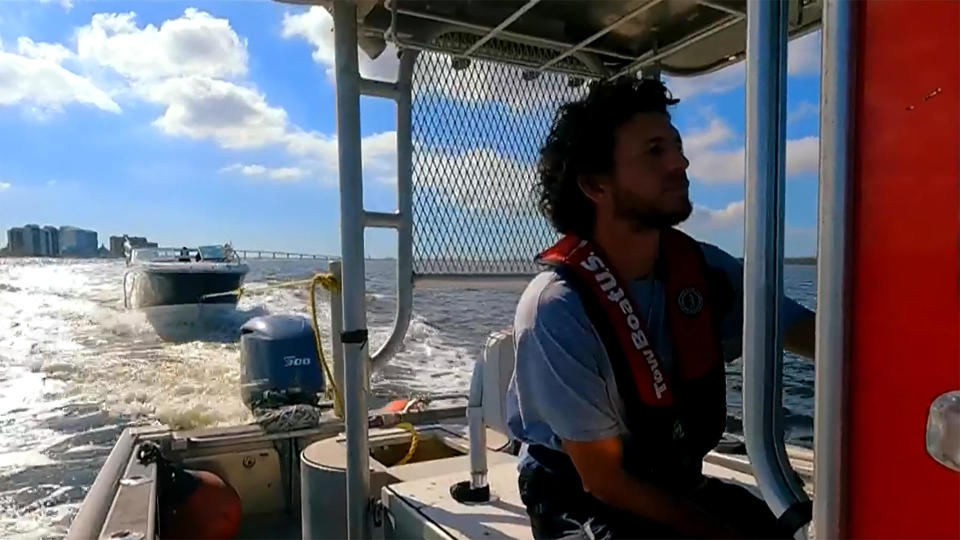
[411,51,588,277]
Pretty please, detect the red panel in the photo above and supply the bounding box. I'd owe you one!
[847,1,960,538]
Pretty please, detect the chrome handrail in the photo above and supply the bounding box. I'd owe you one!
[814,1,857,538]
[742,0,811,533]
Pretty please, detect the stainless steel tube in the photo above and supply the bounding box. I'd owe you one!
[369,49,416,374]
[332,2,370,537]
[814,1,857,538]
[742,0,810,524]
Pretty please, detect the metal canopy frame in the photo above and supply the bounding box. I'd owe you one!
[300,0,851,538]
[281,0,824,80]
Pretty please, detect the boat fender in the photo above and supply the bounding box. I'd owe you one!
[137,442,243,539]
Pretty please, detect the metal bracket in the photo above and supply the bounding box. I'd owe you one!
[341,329,369,345]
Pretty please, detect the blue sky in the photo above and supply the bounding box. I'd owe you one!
[0,1,822,257]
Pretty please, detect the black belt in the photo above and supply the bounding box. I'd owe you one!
[528,445,582,483]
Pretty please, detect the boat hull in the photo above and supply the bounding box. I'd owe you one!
[129,264,248,309]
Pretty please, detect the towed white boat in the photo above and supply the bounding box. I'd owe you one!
[124,245,249,310]
[123,245,250,338]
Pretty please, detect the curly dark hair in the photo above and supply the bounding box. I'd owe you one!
[536,77,679,238]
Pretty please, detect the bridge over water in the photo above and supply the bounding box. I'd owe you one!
[235,249,328,260]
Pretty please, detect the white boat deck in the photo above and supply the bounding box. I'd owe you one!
[383,450,814,540]
[385,461,533,540]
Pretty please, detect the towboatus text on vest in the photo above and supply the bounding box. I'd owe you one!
[577,241,668,400]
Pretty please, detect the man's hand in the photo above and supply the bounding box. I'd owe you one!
[562,437,743,538]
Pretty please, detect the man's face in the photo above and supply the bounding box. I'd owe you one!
[590,112,692,231]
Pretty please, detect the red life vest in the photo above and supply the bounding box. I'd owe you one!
[537,228,728,489]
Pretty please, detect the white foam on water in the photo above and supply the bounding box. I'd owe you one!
[0,258,506,538]
[372,314,475,394]
[0,451,55,471]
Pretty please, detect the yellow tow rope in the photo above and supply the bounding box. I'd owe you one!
[307,273,343,415]
[395,422,419,466]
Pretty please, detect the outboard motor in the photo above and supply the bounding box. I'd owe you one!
[240,314,325,411]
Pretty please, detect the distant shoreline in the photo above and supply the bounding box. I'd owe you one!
[0,253,818,265]
[738,257,816,265]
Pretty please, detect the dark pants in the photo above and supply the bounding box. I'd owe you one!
[519,465,789,539]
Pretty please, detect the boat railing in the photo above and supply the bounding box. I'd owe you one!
[741,0,811,529]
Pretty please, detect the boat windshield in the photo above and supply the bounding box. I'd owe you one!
[198,245,226,261]
[129,248,159,264]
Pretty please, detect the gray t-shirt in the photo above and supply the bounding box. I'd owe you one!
[505,242,809,460]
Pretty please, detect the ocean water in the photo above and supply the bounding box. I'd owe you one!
[0,257,816,538]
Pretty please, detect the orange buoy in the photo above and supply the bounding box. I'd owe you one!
[160,468,242,539]
[381,399,410,413]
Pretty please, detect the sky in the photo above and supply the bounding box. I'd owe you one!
[0,1,822,257]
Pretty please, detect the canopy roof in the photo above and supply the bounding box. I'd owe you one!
[281,0,821,78]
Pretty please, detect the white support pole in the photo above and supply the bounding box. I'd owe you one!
[742,0,810,532]
[814,1,856,538]
[332,2,370,538]
[368,49,416,373]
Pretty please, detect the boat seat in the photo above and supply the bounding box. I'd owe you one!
[381,329,533,539]
[477,329,516,439]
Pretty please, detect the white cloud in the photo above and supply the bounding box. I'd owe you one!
[362,131,398,185]
[285,130,338,160]
[688,146,745,184]
[0,182,11,191]
[4,9,400,194]
[788,101,818,124]
[221,163,308,181]
[144,76,289,149]
[679,200,745,253]
[417,147,538,212]
[38,0,73,11]
[684,118,819,184]
[684,118,736,155]
[1,7,250,119]
[666,63,745,100]
[687,200,744,230]
[268,167,308,181]
[0,49,120,113]
[281,130,398,187]
[17,37,73,64]
[69,8,397,186]
[788,31,821,76]
[680,201,816,256]
[76,9,247,83]
[785,136,819,175]
[281,7,398,82]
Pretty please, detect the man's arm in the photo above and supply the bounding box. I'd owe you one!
[783,308,815,360]
[699,243,816,362]
[562,437,741,538]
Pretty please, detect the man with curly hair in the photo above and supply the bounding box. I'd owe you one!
[505,77,815,539]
